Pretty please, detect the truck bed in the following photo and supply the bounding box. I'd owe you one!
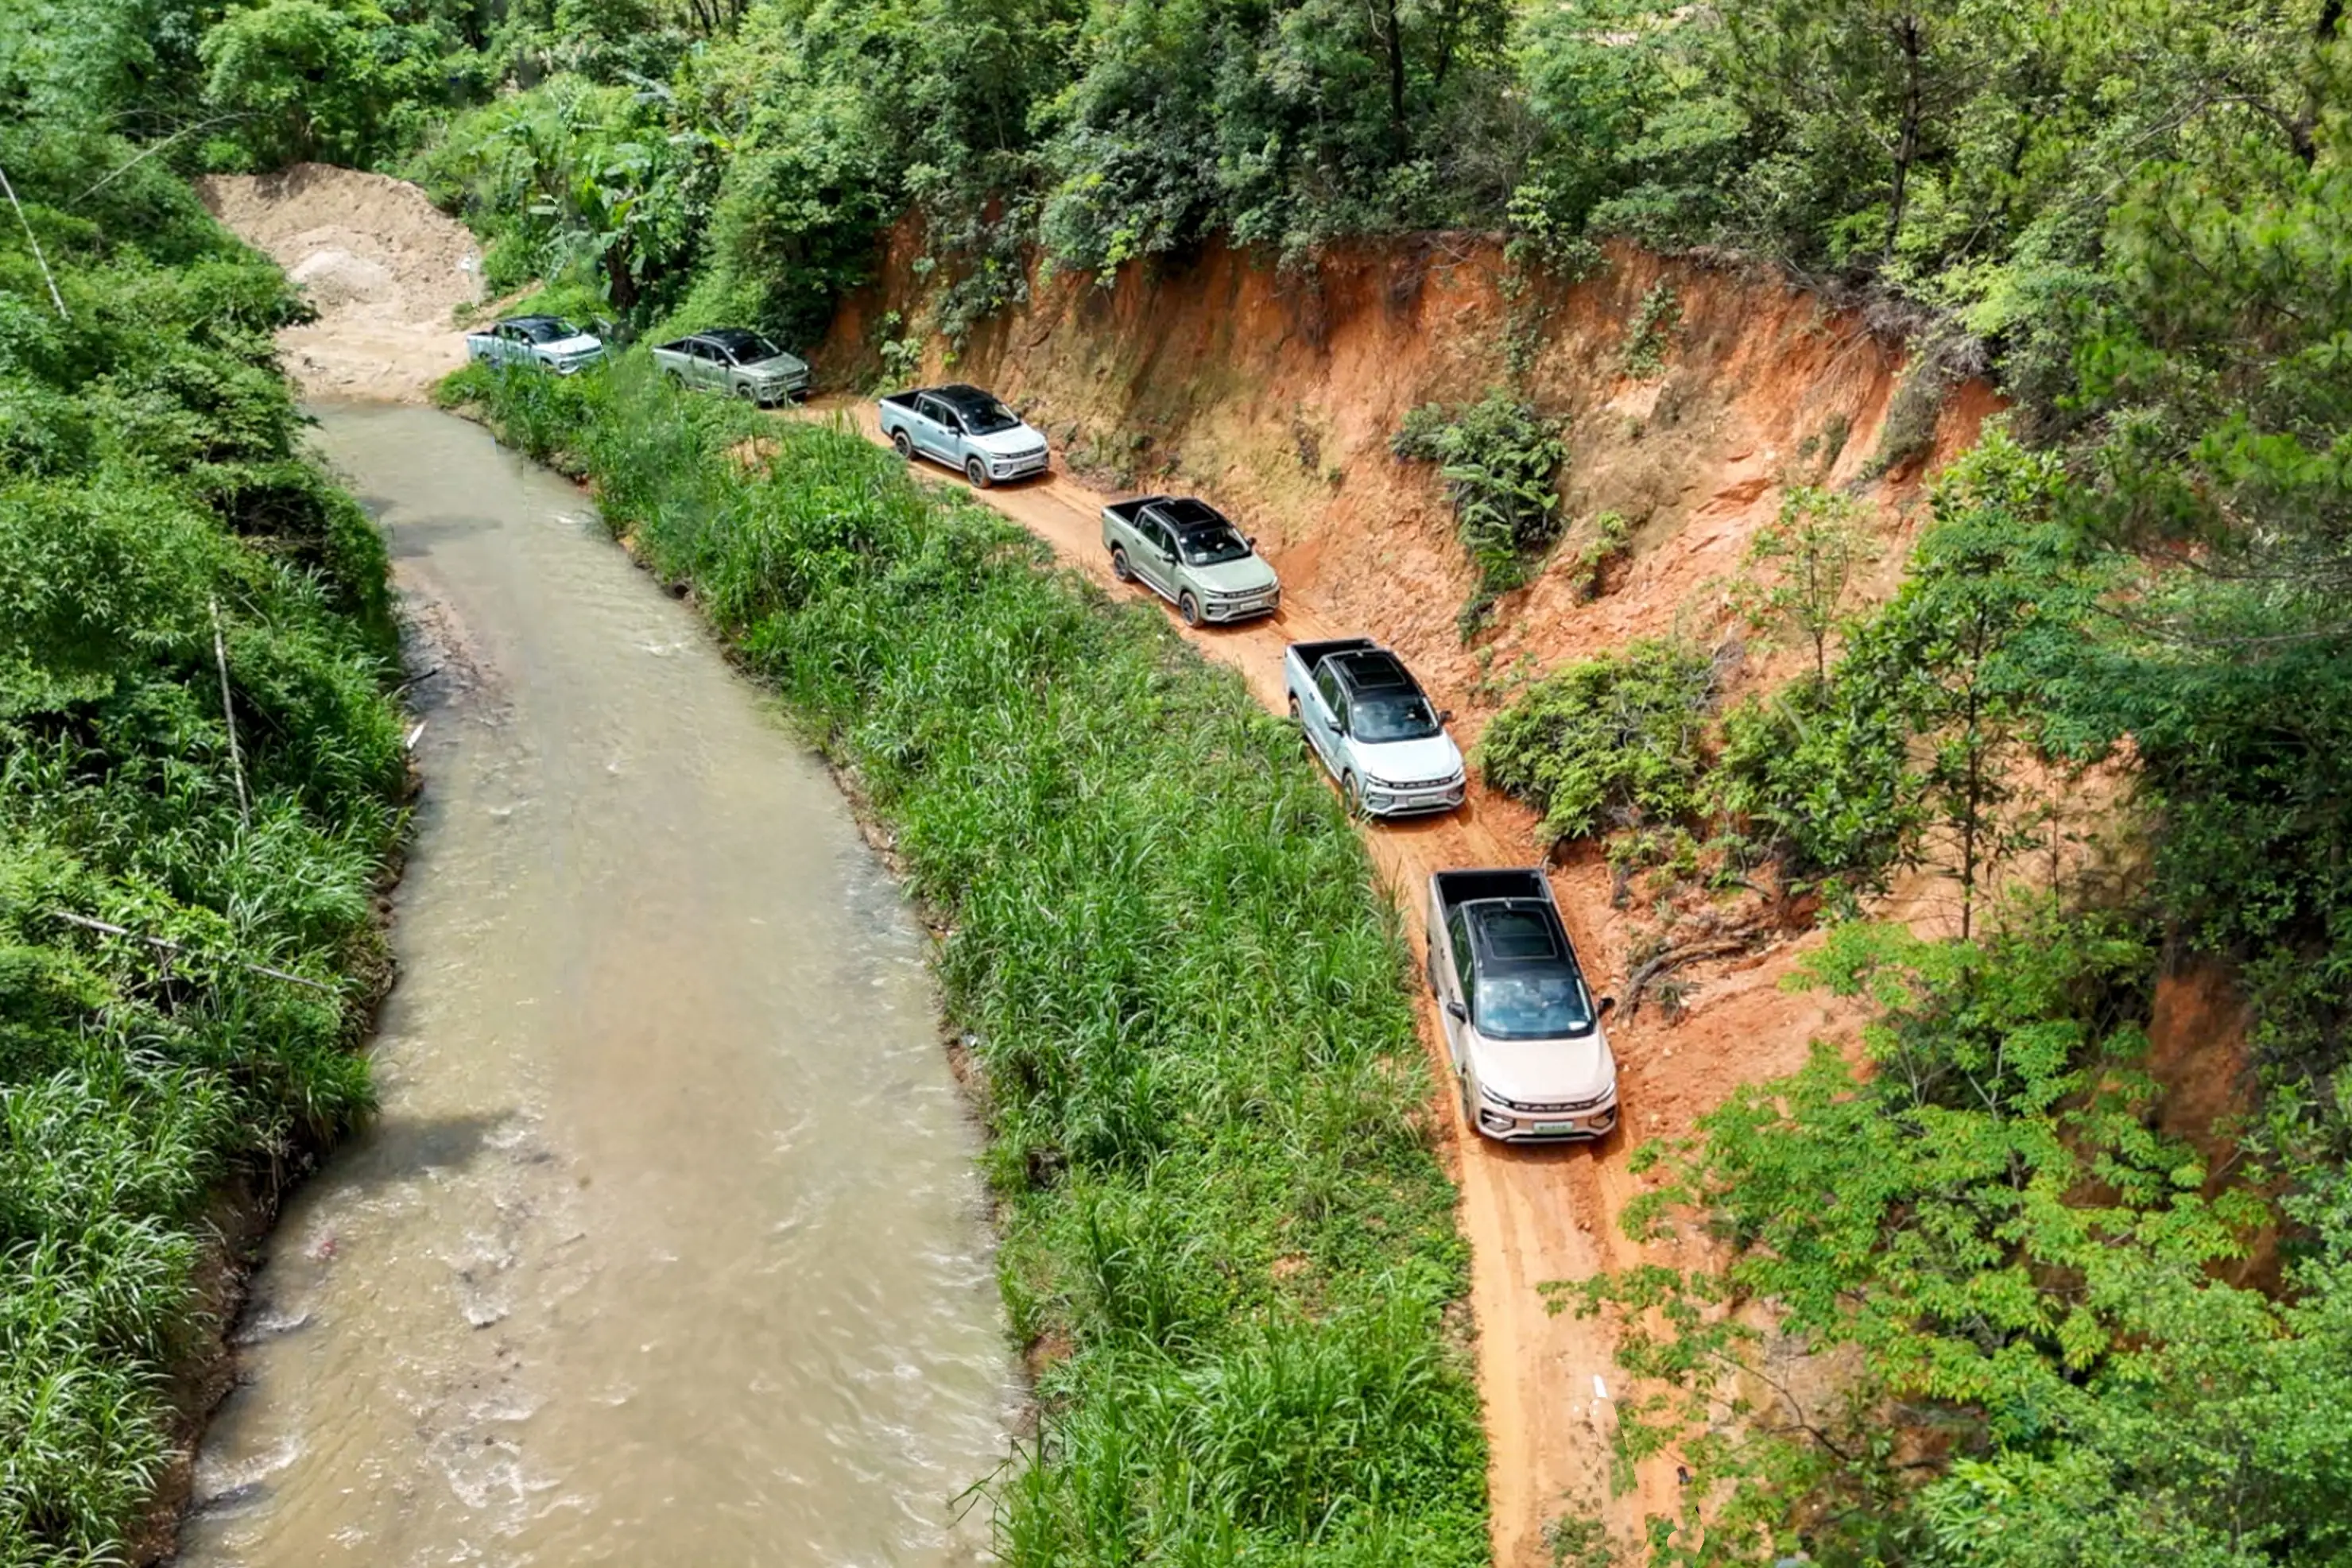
[1102,496,1167,525]
[876,390,924,411]
[1432,868,1551,909]
[1288,637,1378,673]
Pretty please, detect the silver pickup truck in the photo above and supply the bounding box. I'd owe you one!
[1427,869,1618,1143]
[463,313,606,374]
[1101,495,1281,625]
[877,384,1050,487]
[650,327,809,405]
[1284,638,1466,816]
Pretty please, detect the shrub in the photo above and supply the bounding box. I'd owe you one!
[1392,391,1568,634]
[1476,639,1718,843]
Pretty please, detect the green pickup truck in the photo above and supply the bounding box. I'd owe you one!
[1100,495,1282,626]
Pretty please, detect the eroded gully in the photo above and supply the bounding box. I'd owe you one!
[179,405,1011,1566]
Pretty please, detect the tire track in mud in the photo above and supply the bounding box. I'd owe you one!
[807,401,1682,1565]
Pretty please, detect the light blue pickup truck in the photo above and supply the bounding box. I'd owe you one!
[877,384,1051,488]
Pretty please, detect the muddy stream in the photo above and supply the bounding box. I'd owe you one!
[179,405,1012,1566]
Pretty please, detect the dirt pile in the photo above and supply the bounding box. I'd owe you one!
[200,164,481,401]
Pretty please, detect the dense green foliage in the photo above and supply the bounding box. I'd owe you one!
[1474,640,1715,846]
[447,358,1485,1564]
[0,125,403,1564]
[1391,390,1568,633]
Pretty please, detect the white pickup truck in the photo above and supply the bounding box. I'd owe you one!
[1284,638,1467,816]
[877,384,1050,487]
[1427,869,1618,1142]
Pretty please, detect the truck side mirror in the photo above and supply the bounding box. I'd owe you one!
[1438,710,1455,726]
[1443,999,1469,1022]
[1598,995,1617,1016]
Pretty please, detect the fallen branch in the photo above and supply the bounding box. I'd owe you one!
[48,910,338,994]
[0,161,68,319]
[209,595,250,827]
[1623,929,1768,1019]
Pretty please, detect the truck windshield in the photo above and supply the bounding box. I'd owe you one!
[519,319,579,343]
[1178,527,1252,566]
[959,399,1021,435]
[1474,968,1593,1039]
[1352,693,1441,743]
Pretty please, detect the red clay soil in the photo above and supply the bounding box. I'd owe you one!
[813,230,2013,1562]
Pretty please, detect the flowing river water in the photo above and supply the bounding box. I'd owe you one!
[179,405,1012,1566]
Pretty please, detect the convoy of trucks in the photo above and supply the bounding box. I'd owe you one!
[487,339,1622,1144]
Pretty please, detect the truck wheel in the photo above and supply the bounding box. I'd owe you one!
[1342,772,1366,816]
[736,382,760,404]
[1459,1070,1478,1129]
[966,457,993,489]
[1178,591,1201,627]
[892,430,913,460]
[663,370,684,389]
[1287,694,1302,724]
[1112,547,1134,583]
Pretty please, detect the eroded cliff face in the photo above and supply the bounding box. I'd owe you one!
[823,229,2002,704]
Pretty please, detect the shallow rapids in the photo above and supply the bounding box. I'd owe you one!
[179,405,1011,1566]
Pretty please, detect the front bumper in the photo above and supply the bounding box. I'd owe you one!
[546,351,606,375]
[1470,1093,1617,1143]
[987,448,1051,481]
[1203,588,1281,622]
[1362,775,1468,816]
[751,373,809,402]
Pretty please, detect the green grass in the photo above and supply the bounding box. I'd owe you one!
[0,129,407,1563]
[447,356,1489,1564]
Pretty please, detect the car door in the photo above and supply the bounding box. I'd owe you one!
[1136,514,1180,598]
[913,396,957,459]
[707,340,739,393]
[1439,911,1476,1074]
[487,324,516,365]
[1306,664,1349,774]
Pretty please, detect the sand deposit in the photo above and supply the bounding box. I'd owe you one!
[200,164,482,401]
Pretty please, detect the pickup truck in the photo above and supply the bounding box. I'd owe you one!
[1426,869,1618,1143]
[463,313,606,375]
[1101,495,1281,625]
[878,384,1050,487]
[650,327,809,405]
[1284,638,1466,816]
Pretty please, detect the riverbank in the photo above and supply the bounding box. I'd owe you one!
[443,358,1491,1562]
[0,146,409,1562]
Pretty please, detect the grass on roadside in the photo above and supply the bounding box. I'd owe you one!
[444,356,1490,1565]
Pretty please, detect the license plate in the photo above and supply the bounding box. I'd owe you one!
[1532,1121,1579,1136]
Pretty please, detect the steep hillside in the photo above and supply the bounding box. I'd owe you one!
[826,230,2001,707]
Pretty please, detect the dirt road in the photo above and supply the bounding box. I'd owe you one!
[805,400,1764,1562]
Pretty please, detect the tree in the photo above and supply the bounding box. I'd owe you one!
[1738,485,1873,684]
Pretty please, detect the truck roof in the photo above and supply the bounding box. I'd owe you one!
[1323,647,1419,700]
[1463,899,1574,971]
[929,383,1006,418]
[1143,497,1235,536]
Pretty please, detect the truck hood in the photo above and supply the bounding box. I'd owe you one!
[1188,556,1281,594]
[1354,733,1463,784]
[542,334,604,358]
[970,425,1046,457]
[1470,1027,1615,1105]
[743,351,808,377]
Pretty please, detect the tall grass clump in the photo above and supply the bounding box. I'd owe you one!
[0,125,406,1562]
[449,356,1488,1564]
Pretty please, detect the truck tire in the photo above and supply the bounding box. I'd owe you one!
[1112,547,1134,583]
[663,369,684,389]
[735,382,759,404]
[966,457,992,489]
[1341,771,1366,816]
[1178,591,1201,627]
[891,429,913,460]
